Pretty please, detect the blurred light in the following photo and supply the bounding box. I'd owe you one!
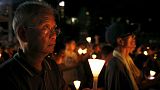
[78,48,83,55]
[143,51,148,56]
[148,70,156,80]
[0,53,1,58]
[148,76,155,80]
[78,48,87,55]
[147,47,150,49]
[86,37,91,43]
[85,11,89,15]
[73,80,81,90]
[148,18,152,22]
[92,54,97,59]
[150,70,156,77]
[59,1,65,7]
[71,17,78,24]
[154,54,157,59]
[99,17,103,20]
[126,19,130,24]
[66,18,72,24]
[82,48,87,54]
[71,18,76,23]
[38,0,43,1]
[130,23,134,25]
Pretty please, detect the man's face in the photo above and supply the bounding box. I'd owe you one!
[26,14,57,55]
[123,34,136,53]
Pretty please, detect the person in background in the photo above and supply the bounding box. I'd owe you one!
[61,38,80,90]
[97,45,114,90]
[0,1,67,90]
[141,45,160,89]
[92,44,101,59]
[105,21,142,90]
[133,45,148,71]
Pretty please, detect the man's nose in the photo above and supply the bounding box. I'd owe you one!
[50,32,57,38]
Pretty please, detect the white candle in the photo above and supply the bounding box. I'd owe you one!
[88,59,105,77]
[148,70,156,80]
[82,48,87,54]
[86,37,91,43]
[73,80,81,90]
[143,51,148,56]
[88,59,105,90]
[150,70,156,77]
[78,48,83,55]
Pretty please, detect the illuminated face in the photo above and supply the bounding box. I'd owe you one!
[26,14,57,55]
[70,40,76,51]
[123,34,136,53]
[66,40,76,51]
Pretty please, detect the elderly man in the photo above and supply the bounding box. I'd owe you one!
[0,1,67,90]
[105,21,141,90]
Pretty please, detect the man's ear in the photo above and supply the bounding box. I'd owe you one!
[17,26,27,42]
[117,37,124,46]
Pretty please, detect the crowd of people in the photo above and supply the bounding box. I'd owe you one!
[0,1,160,90]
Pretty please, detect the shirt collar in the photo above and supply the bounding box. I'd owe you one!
[13,49,51,77]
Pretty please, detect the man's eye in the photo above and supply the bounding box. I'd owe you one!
[42,25,50,31]
[43,25,48,29]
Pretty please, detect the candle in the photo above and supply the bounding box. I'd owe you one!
[150,70,156,77]
[86,37,91,43]
[88,59,105,90]
[148,70,156,80]
[88,59,105,77]
[82,48,87,54]
[73,80,81,90]
[143,51,148,56]
[78,48,83,55]
[78,48,87,55]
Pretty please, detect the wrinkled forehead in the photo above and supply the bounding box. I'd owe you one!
[26,13,55,27]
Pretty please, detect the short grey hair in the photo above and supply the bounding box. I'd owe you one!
[12,1,58,33]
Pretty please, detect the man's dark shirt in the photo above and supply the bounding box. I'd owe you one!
[0,50,66,90]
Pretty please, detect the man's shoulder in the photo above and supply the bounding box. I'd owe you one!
[108,57,123,65]
[0,58,17,78]
[107,57,125,70]
[0,58,15,69]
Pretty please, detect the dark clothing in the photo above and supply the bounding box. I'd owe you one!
[0,51,10,64]
[142,55,160,89]
[97,63,106,88]
[0,51,66,90]
[77,59,93,89]
[134,54,148,71]
[105,57,135,90]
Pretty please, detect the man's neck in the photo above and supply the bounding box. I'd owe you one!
[116,47,130,58]
[24,51,47,71]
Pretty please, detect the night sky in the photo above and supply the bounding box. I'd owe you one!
[0,0,159,44]
[45,0,159,44]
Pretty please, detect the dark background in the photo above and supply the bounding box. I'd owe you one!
[1,0,159,46]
